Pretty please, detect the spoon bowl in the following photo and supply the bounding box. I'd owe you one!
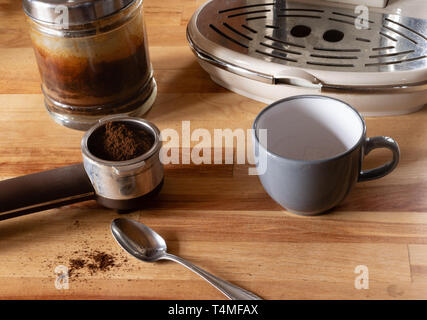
[111,218,262,300]
[111,218,167,262]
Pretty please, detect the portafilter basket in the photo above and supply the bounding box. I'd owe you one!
[0,116,164,221]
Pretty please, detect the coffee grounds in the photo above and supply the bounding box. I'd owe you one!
[67,251,117,277]
[88,251,115,272]
[69,258,86,277]
[89,121,154,161]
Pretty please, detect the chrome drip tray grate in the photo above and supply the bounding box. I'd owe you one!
[195,0,427,72]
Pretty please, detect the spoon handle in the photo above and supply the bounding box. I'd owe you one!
[163,253,262,300]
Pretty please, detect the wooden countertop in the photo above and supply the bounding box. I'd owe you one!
[0,0,426,300]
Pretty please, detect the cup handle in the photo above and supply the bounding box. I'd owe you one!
[358,136,400,182]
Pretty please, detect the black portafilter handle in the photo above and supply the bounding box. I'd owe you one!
[0,163,96,221]
[0,162,164,221]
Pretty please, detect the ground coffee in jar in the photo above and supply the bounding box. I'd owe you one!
[24,0,156,130]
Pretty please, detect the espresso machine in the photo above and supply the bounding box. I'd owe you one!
[187,0,427,116]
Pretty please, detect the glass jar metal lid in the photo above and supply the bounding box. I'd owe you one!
[23,0,136,25]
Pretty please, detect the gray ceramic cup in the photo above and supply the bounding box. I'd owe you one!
[252,95,400,215]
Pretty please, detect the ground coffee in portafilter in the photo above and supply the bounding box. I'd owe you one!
[88,121,154,161]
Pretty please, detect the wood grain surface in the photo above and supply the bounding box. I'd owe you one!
[0,0,426,300]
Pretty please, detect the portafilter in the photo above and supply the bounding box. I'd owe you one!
[0,116,164,221]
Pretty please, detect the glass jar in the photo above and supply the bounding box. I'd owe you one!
[23,0,156,130]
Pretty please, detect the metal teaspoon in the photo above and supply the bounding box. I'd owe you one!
[111,218,262,300]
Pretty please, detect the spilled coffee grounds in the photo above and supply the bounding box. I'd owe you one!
[68,251,117,277]
[87,252,115,272]
[88,121,154,161]
[70,258,85,270]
